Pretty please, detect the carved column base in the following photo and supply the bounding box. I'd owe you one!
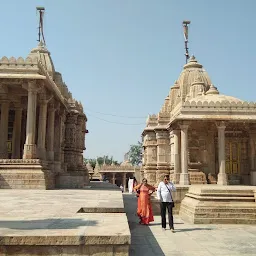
[179,173,190,185]
[217,173,228,185]
[23,144,37,159]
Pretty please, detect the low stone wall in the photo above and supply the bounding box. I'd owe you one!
[0,245,129,256]
[56,171,89,189]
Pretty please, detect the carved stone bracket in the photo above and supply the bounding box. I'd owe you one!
[22,80,43,93]
[215,121,226,129]
[48,99,57,112]
[38,87,53,104]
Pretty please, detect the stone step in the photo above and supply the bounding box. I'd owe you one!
[0,175,46,180]
[186,194,255,202]
[181,205,256,213]
[193,217,256,224]
[0,184,46,189]
[0,179,46,185]
[77,207,124,213]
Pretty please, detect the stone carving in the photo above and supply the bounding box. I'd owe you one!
[0,56,37,68]
[152,148,157,162]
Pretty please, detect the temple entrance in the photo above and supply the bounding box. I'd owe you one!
[225,141,241,184]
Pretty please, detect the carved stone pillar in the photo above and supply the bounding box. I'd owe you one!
[58,109,66,166]
[54,108,63,162]
[249,132,256,185]
[207,129,215,176]
[0,100,9,158]
[179,123,190,185]
[64,112,78,170]
[46,101,56,161]
[142,135,146,166]
[217,122,227,185]
[144,131,157,186]
[112,173,116,185]
[171,129,181,184]
[23,81,39,159]
[37,99,48,160]
[122,172,127,192]
[12,106,22,159]
[156,130,169,185]
[76,115,85,168]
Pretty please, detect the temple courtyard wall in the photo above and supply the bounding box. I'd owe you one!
[0,182,130,256]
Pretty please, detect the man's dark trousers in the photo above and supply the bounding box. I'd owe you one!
[160,202,174,229]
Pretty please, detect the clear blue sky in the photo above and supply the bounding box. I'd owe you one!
[1,1,256,161]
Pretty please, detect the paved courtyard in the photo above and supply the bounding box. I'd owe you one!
[124,193,256,256]
[0,188,130,256]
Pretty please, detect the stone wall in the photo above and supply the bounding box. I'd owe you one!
[0,245,129,256]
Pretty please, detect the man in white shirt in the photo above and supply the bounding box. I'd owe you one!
[157,175,176,232]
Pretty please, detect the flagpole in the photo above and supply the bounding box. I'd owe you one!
[36,7,46,45]
[182,20,191,64]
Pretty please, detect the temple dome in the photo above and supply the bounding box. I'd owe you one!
[177,55,212,101]
[28,41,55,77]
[187,84,244,104]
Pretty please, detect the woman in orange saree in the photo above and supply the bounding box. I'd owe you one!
[134,178,155,225]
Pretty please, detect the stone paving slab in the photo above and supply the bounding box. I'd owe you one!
[0,189,124,218]
[0,189,130,248]
[123,193,256,256]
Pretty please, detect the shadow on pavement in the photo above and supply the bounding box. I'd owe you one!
[123,194,165,256]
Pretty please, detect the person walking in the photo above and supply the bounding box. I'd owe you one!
[134,178,155,225]
[157,175,176,232]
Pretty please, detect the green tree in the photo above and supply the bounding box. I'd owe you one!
[84,156,120,169]
[84,158,96,169]
[128,141,143,166]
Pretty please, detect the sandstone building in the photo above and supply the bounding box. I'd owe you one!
[99,159,141,191]
[142,55,256,187]
[0,42,89,189]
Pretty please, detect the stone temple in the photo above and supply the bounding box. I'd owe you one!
[142,55,256,187]
[0,42,89,189]
[142,55,256,224]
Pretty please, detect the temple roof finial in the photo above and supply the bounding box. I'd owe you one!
[36,7,46,45]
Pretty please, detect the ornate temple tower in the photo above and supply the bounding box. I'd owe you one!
[0,41,89,189]
[142,55,256,186]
